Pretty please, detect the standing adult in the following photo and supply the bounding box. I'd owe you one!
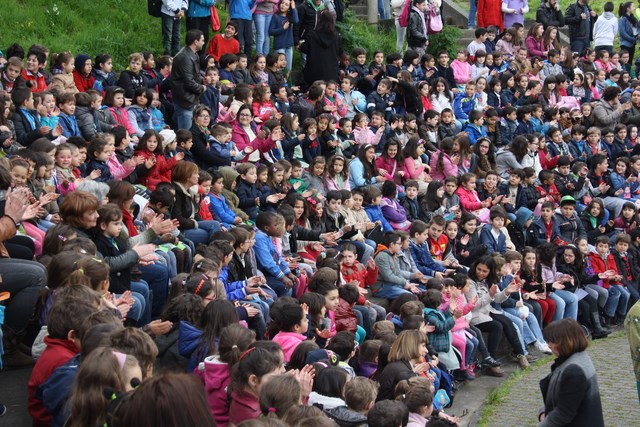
[254,0,279,55]
[407,0,429,57]
[625,300,640,403]
[619,2,640,63]
[170,29,206,131]
[502,0,528,30]
[536,0,565,29]
[229,0,256,57]
[391,0,408,53]
[538,319,604,427]
[592,2,618,54]
[186,0,214,51]
[295,0,327,68]
[300,10,342,87]
[160,0,188,56]
[565,0,597,56]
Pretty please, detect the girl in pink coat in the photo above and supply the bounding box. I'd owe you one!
[456,172,491,223]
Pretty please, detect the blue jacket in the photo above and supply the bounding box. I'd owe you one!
[85,159,113,182]
[479,226,507,254]
[500,119,518,146]
[270,11,299,50]
[254,229,290,278]
[219,265,248,301]
[452,92,478,122]
[463,123,487,145]
[209,138,232,167]
[58,112,81,138]
[363,204,393,232]
[229,0,255,20]
[40,354,79,427]
[178,320,205,372]
[201,85,220,122]
[207,192,236,227]
[348,158,378,189]
[236,178,264,220]
[150,107,166,131]
[619,16,636,47]
[409,240,446,277]
[531,217,561,245]
[187,0,214,18]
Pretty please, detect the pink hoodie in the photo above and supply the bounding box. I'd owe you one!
[440,292,476,332]
[272,331,307,362]
[196,355,231,427]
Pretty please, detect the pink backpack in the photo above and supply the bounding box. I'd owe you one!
[399,0,411,28]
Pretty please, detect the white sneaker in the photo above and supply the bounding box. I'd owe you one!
[535,341,552,354]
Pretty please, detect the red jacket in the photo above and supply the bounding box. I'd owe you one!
[22,69,47,93]
[478,0,504,31]
[456,186,484,211]
[28,337,80,427]
[341,262,379,305]
[73,69,96,92]
[334,298,358,333]
[133,148,179,191]
[588,251,620,289]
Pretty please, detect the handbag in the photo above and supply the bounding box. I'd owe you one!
[210,6,221,32]
[427,4,443,34]
[364,224,384,244]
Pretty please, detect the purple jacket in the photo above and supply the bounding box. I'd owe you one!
[502,0,528,29]
[380,197,410,230]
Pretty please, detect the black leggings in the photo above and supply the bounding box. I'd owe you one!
[577,294,598,327]
[467,324,489,360]
[475,313,525,358]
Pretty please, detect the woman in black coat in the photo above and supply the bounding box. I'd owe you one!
[538,319,604,427]
[300,10,342,87]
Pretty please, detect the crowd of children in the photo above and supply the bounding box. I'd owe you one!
[2,2,640,425]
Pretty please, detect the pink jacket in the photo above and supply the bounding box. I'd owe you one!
[272,331,307,362]
[354,126,382,146]
[429,151,458,181]
[323,94,347,118]
[450,60,471,85]
[196,356,231,427]
[108,152,135,180]
[403,157,427,180]
[440,292,476,332]
[107,106,137,137]
[325,174,351,191]
[376,155,406,184]
[456,186,484,211]
[525,36,545,58]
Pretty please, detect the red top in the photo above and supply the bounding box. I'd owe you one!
[208,35,240,62]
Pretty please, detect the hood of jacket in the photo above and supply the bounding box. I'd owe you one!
[602,11,615,20]
[198,355,230,392]
[75,53,91,72]
[515,207,534,229]
[324,405,368,427]
[219,166,240,191]
[178,320,202,358]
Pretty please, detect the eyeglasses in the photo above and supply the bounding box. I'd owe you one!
[239,113,252,118]
[391,241,401,246]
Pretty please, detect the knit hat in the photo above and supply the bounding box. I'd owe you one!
[74,53,91,73]
[159,129,176,148]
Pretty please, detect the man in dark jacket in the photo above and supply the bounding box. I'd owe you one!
[170,29,206,131]
[565,0,597,55]
[537,0,565,29]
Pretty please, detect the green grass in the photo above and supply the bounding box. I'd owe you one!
[476,355,554,427]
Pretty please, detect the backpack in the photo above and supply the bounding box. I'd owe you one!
[147,0,162,17]
[398,0,411,28]
[428,4,443,34]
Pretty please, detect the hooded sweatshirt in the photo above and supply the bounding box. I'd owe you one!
[72,53,96,92]
[219,166,249,221]
[593,12,619,47]
[196,355,232,426]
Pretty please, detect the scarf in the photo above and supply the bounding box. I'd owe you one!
[412,6,427,39]
[308,0,325,12]
[121,208,138,237]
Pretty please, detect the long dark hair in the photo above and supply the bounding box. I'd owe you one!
[468,255,498,286]
[422,181,444,212]
[316,10,336,37]
[356,144,378,181]
[435,137,454,174]
[509,136,529,163]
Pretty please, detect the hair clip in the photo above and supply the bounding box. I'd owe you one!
[196,261,203,270]
[182,277,187,287]
[272,166,278,172]
[239,347,257,361]
[268,408,277,413]
[77,268,84,274]
[112,350,126,370]
[417,139,426,146]
[320,252,326,259]
[58,234,67,242]
[232,345,239,350]
[194,279,205,296]
[79,249,87,254]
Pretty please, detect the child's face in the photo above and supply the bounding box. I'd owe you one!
[224,24,237,38]
[427,224,443,241]
[616,241,630,254]
[313,162,325,177]
[342,250,357,266]
[491,216,504,229]
[541,207,553,220]
[445,223,458,239]
[465,85,476,98]
[405,186,418,200]
[11,165,29,187]
[508,174,522,186]
[445,181,457,195]
[56,149,73,169]
[615,161,627,175]
[94,148,110,162]
[291,166,302,179]
[618,128,628,140]
[413,229,429,245]
[206,71,219,85]
[317,119,329,132]
[464,177,476,191]
[524,252,536,269]
[341,120,353,134]
[352,194,363,210]
[293,200,305,219]
[325,289,340,311]
[273,170,284,183]
[356,54,366,65]
[377,83,389,95]
[589,203,601,217]
[238,57,248,69]
[623,207,635,219]
[332,159,344,175]
[441,112,453,124]
[5,64,21,81]
[42,94,55,114]
[343,197,353,209]
[258,170,268,183]
[370,115,383,128]
[60,101,76,115]
[91,96,103,110]
[113,93,125,108]
[242,167,258,184]
[341,79,353,92]
[560,204,575,218]
[484,174,498,188]
[372,195,382,206]
[26,54,39,72]
[102,219,123,238]
[374,52,384,64]
[145,135,158,152]
[426,115,439,127]
[130,59,142,73]
[438,53,450,66]
[596,242,609,256]
[462,219,477,235]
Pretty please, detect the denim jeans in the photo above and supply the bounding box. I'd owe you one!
[275,48,293,73]
[254,13,272,55]
[265,274,293,298]
[0,259,46,332]
[570,39,589,56]
[502,310,528,355]
[604,285,631,317]
[394,18,407,54]
[550,290,578,321]
[161,13,181,56]
[505,307,545,344]
[130,280,151,325]
[378,0,387,19]
[585,284,609,309]
[375,284,412,300]
[468,0,477,28]
[173,103,195,131]
[236,18,254,57]
[183,220,220,245]
[140,262,170,319]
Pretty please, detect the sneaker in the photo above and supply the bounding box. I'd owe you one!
[516,354,530,368]
[0,403,6,417]
[482,356,501,367]
[486,366,505,377]
[534,342,553,354]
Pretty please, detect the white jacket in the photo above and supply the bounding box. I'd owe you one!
[593,12,619,47]
[161,0,188,17]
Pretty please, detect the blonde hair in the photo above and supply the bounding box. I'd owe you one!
[388,330,427,362]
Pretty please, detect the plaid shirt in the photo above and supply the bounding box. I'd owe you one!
[423,308,455,353]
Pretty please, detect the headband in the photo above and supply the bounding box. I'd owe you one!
[239,347,257,361]
[112,351,127,370]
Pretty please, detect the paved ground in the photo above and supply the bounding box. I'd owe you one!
[448,332,639,427]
